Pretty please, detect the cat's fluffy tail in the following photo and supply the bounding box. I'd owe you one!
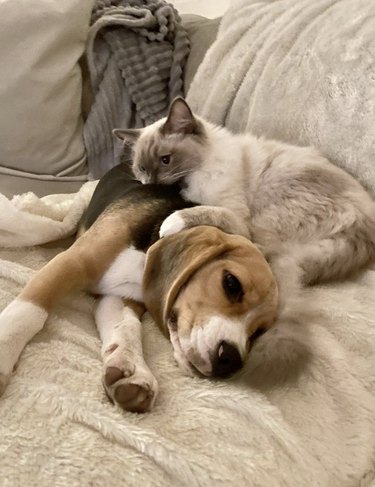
[271,211,375,320]
[273,211,375,283]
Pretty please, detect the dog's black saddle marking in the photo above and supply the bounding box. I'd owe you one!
[81,164,195,251]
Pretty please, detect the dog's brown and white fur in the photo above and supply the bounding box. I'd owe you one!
[117,98,375,286]
[0,165,278,412]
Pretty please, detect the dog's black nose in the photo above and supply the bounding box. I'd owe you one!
[212,341,243,378]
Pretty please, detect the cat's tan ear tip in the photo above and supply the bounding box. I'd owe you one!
[112,128,140,144]
[112,128,123,140]
[170,96,189,108]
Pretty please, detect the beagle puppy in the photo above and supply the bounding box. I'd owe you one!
[0,165,278,412]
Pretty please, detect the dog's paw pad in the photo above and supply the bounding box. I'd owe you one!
[114,383,155,413]
[108,377,156,413]
[118,383,155,413]
[105,366,125,387]
[159,212,186,238]
[103,362,158,413]
[115,383,142,403]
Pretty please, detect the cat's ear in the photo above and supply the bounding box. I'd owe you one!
[163,98,200,135]
[112,128,140,146]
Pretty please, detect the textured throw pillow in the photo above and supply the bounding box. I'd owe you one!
[0,0,93,197]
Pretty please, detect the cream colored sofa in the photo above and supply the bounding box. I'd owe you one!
[1,1,375,486]
[0,0,219,197]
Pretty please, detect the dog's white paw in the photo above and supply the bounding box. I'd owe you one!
[159,212,186,238]
[0,299,48,397]
[102,345,158,413]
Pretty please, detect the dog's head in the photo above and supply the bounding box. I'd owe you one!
[143,226,278,378]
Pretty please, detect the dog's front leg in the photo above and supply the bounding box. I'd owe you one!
[159,206,251,239]
[95,295,158,413]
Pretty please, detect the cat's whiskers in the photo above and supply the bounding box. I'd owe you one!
[159,168,190,184]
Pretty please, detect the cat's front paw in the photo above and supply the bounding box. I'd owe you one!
[159,211,186,238]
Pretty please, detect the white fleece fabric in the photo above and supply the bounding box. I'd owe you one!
[0,181,98,247]
[0,185,375,486]
[187,0,375,198]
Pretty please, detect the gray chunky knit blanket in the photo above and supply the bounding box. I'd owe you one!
[84,0,190,178]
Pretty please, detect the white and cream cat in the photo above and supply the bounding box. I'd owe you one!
[114,98,375,287]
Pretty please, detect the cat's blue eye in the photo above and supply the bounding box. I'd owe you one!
[160,155,170,166]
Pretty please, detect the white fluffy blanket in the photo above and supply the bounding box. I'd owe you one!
[0,185,375,486]
[187,0,375,198]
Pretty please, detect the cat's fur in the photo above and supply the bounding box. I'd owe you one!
[113,98,375,287]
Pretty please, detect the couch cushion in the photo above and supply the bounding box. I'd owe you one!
[0,0,93,197]
[181,14,220,94]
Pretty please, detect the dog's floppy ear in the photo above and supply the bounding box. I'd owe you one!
[143,226,234,335]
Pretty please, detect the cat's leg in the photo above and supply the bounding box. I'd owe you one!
[96,295,158,413]
[159,206,251,239]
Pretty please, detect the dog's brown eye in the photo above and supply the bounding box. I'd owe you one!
[160,155,170,166]
[223,271,243,303]
[140,165,146,172]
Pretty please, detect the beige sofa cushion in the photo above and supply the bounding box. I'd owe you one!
[181,15,220,94]
[0,0,94,197]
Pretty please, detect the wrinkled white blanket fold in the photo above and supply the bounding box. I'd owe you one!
[187,0,375,198]
[0,182,98,248]
[0,184,374,486]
